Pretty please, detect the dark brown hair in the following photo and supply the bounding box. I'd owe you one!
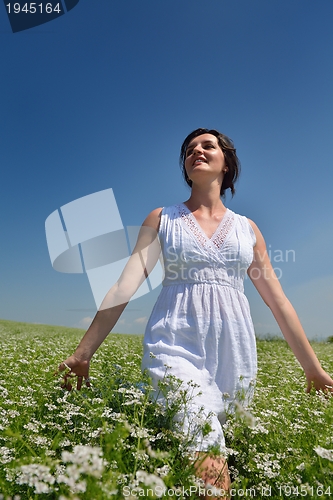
[180,128,241,197]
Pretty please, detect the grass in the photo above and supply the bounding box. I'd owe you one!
[0,319,333,499]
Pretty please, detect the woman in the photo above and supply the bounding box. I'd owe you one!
[59,128,333,496]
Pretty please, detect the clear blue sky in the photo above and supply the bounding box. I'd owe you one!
[0,0,332,339]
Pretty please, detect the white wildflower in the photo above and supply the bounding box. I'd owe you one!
[34,481,52,494]
[136,470,166,497]
[251,423,269,435]
[29,436,51,447]
[88,429,102,438]
[23,422,39,433]
[61,445,105,476]
[60,438,71,447]
[0,446,14,464]
[57,472,87,493]
[8,410,20,418]
[234,401,256,428]
[0,385,9,397]
[17,463,55,494]
[131,428,150,439]
[314,446,333,461]
[45,450,56,457]
[224,446,239,457]
[155,464,170,477]
[101,407,116,418]
[45,403,57,410]
[117,387,128,393]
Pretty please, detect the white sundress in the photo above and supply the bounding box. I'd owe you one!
[141,204,257,450]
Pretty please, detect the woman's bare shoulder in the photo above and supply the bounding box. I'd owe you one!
[247,218,258,230]
[142,207,163,232]
[247,218,266,249]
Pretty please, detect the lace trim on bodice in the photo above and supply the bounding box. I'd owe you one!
[178,205,207,248]
[213,211,235,249]
[178,205,235,250]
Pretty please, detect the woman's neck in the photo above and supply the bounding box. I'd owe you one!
[184,183,225,213]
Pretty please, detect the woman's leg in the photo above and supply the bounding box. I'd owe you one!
[195,452,231,499]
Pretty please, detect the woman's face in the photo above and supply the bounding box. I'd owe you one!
[184,133,227,183]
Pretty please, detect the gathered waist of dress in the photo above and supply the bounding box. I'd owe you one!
[161,262,247,292]
[162,277,245,293]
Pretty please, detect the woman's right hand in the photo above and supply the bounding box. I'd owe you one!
[57,355,91,391]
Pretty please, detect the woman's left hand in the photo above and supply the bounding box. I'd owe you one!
[306,368,333,394]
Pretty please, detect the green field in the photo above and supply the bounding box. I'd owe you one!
[0,319,332,499]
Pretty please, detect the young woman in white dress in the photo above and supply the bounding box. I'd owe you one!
[59,128,333,497]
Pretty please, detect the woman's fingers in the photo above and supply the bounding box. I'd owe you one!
[56,359,91,391]
[57,361,73,375]
[77,375,83,390]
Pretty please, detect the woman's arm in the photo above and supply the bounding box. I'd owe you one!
[247,219,333,393]
[58,208,162,389]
